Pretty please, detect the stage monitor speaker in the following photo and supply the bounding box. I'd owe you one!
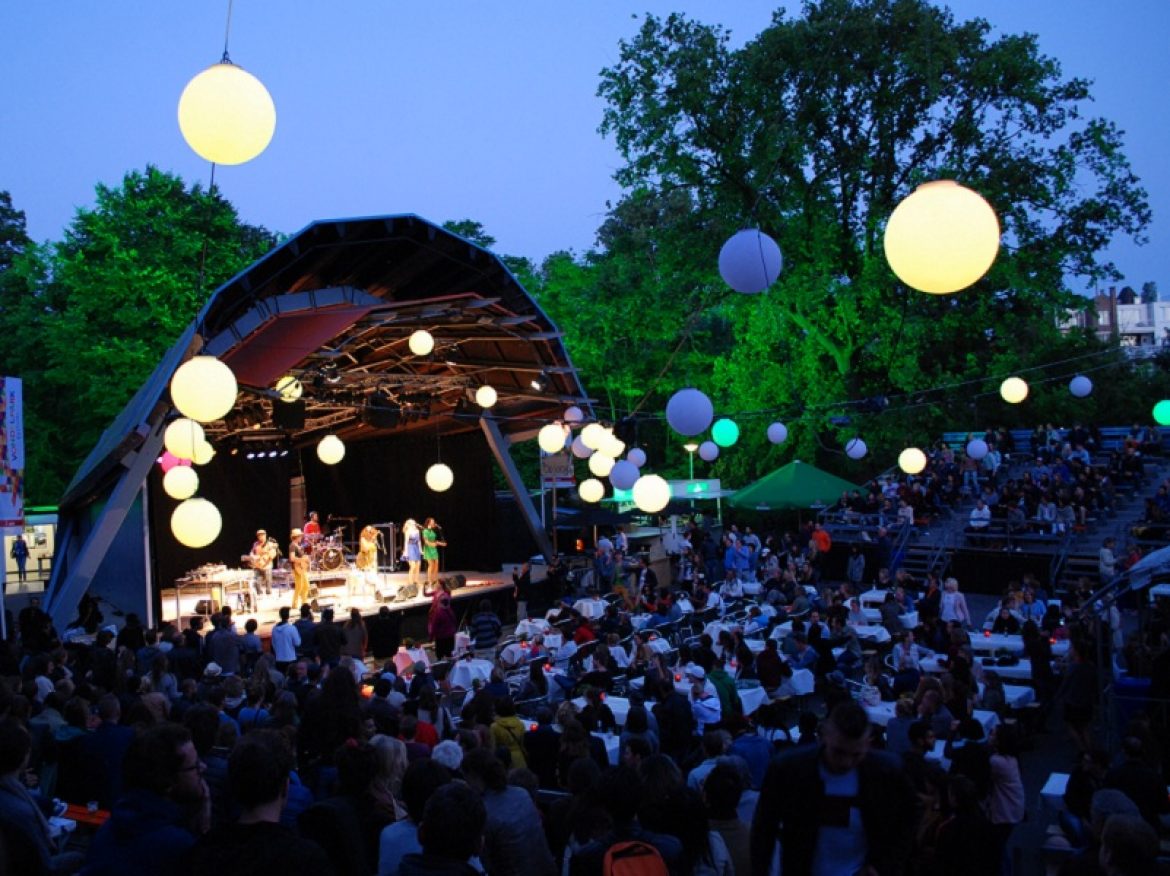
[445,574,467,591]
[273,399,306,430]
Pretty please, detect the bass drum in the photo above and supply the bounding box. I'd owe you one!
[318,547,345,572]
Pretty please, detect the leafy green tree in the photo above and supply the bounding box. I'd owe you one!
[4,168,277,501]
[594,0,1150,484]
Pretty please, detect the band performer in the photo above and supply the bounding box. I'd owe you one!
[289,528,311,608]
[422,518,445,589]
[402,519,423,589]
[249,530,279,598]
[357,525,380,572]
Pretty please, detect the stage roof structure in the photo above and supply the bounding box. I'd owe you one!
[47,214,592,628]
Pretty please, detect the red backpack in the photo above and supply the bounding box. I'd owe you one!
[603,840,669,876]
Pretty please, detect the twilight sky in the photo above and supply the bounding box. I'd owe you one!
[2,1,1166,295]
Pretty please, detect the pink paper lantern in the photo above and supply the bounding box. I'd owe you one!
[159,451,193,473]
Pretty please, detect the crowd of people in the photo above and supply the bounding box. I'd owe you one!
[2,504,1170,874]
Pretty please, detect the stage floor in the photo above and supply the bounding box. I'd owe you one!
[160,569,513,637]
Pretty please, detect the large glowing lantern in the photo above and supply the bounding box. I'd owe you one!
[178,62,276,165]
[191,440,215,465]
[627,448,647,468]
[711,418,740,448]
[164,418,205,460]
[408,330,435,356]
[845,438,868,460]
[767,422,788,445]
[317,434,346,465]
[275,374,302,401]
[563,405,584,424]
[475,385,497,408]
[581,423,608,450]
[1000,377,1029,404]
[426,463,454,492]
[171,497,222,548]
[609,459,639,491]
[883,180,1000,294]
[718,229,783,294]
[898,447,927,475]
[578,478,604,503]
[1069,375,1093,398]
[170,356,237,423]
[538,424,569,454]
[632,474,671,514]
[163,465,199,500]
[1153,401,1170,426]
[966,438,989,460]
[588,452,616,478]
[665,388,714,436]
[570,436,592,459]
[698,441,720,462]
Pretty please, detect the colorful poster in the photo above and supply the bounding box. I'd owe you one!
[0,377,24,529]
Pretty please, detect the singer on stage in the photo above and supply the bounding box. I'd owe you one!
[422,517,445,588]
[357,525,380,572]
[249,530,279,597]
[403,518,423,589]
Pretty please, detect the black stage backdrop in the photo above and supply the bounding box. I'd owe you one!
[149,430,501,597]
[298,430,500,574]
[149,453,295,597]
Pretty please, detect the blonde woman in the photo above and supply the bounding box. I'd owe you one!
[402,518,423,588]
[939,577,972,628]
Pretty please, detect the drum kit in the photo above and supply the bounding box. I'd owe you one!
[307,516,355,571]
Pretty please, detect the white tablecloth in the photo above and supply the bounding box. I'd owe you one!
[737,684,767,716]
[968,631,1070,658]
[645,638,673,655]
[573,695,630,727]
[742,581,762,595]
[859,589,890,608]
[921,655,1040,683]
[393,647,431,675]
[448,658,494,689]
[514,618,551,638]
[595,731,621,765]
[851,624,892,644]
[630,614,655,630]
[1040,772,1069,817]
[864,701,1000,735]
[574,599,607,619]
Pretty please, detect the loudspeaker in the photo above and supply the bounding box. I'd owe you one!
[446,574,467,590]
[361,391,401,429]
[272,399,306,430]
[194,599,219,615]
[395,583,418,602]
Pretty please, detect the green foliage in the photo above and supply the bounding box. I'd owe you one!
[0,169,278,501]
[579,0,1149,485]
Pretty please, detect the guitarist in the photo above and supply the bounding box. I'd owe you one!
[249,529,279,598]
[289,528,311,608]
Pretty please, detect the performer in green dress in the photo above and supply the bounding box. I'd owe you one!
[422,518,445,589]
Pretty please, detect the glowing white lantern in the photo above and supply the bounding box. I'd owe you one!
[718,229,783,294]
[275,374,302,401]
[163,465,199,500]
[426,463,454,492]
[170,356,237,423]
[1069,375,1093,398]
[698,441,720,462]
[845,438,868,460]
[665,388,714,436]
[627,448,647,468]
[164,418,205,460]
[191,440,215,465]
[898,447,927,475]
[171,497,222,548]
[578,478,605,503]
[570,436,592,459]
[178,62,276,165]
[409,330,435,356]
[589,452,616,478]
[966,439,989,460]
[1000,377,1029,404]
[317,434,346,465]
[632,474,671,514]
[581,422,608,450]
[601,434,626,459]
[767,422,788,445]
[883,180,1000,294]
[475,385,498,408]
[538,423,569,454]
[609,459,639,491]
[563,405,584,424]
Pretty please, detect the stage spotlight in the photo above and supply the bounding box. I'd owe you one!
[530,371,550,392]
[268,450,279,458]
[245,451,257,460]
[279,448,289,457]
[322,362,341,384]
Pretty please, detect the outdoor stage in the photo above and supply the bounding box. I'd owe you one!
[160,567,515,644]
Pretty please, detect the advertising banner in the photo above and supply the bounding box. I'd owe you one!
[0,377,24,529]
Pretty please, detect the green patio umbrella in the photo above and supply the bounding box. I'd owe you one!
[728,459,865,512]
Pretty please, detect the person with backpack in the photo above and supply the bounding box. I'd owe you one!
[569,764,680,875]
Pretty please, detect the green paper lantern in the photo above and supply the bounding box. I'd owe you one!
[711,418,740,448]
[1153,400,1170,426]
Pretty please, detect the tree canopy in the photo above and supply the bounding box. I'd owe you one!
[0,167,277,501]
[533,0,1151,484]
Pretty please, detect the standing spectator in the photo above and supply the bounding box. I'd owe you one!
[985,724,1026,868]
[1099,537,1118,585]
[187,730,332,874]
[83,724,209,874]
[294,605,317,659]
[750,700,917,875]
[342,608,368,660]
[461,748,555,876]
[470,600,502,658]
[427,583,457,660]
[939,578,972,628]
[367,606,400,661]
[399,782,487,876]
[9,533,29,583]
[270,606,301,673]
[846,546,865,594]
[315,608,344,668]
[377,759,453,876]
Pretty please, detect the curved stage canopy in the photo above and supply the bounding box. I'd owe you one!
[45,215,591,629]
